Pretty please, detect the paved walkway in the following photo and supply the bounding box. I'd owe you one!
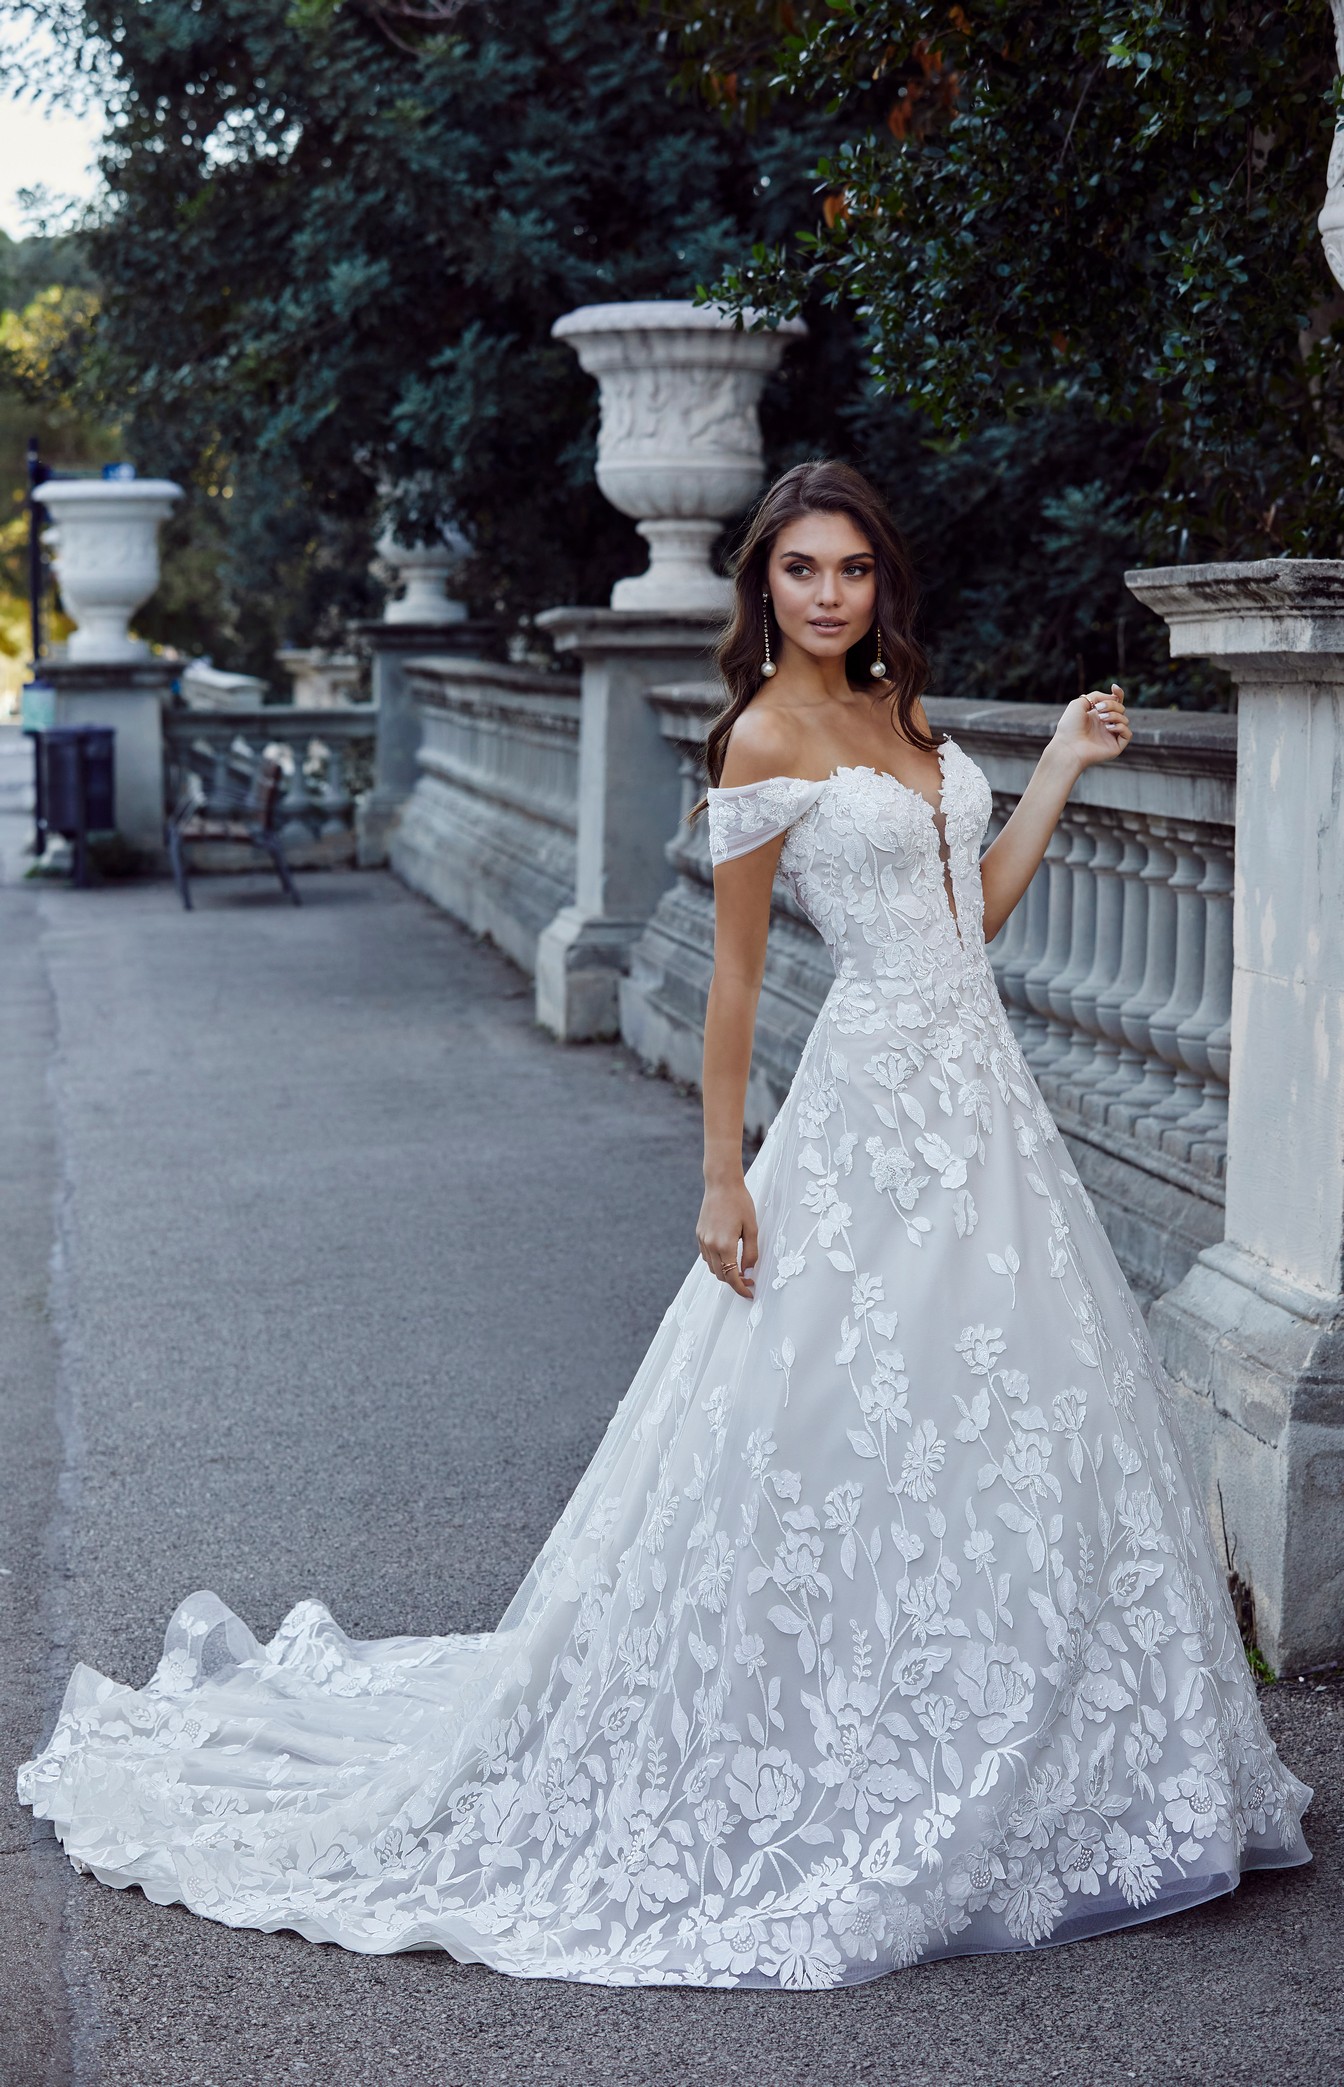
[1,724,1339,2087]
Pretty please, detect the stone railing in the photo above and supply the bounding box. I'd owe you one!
[971,701,1234,1302]
[388,656,580,975]
[620,687,1236,1309]
[162,706,376,869]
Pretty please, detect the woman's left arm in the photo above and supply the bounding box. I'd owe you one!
[978,684,1132,945]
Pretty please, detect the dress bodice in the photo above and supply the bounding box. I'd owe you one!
[706,735,996,995]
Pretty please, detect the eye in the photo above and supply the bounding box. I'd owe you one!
[784,562,811,577]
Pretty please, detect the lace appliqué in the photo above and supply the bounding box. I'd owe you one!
[706,774,829,865]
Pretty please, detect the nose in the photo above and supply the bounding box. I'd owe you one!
[815,568,843,607]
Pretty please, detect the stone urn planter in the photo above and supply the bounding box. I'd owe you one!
[375,520,472,625]
[552,300,806,613]
[39,477,182,661]
[1322,1,1344,288]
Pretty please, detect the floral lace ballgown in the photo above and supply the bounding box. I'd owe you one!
[19,735,1310,1987]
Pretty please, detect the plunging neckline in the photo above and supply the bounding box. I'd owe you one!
[709,735,966,949]
[828,736,962,947]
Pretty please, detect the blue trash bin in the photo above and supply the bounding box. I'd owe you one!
[25,725,117,887]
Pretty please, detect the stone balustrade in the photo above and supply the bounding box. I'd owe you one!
[620,687,1236,1309]
[162,706,376,868]
[389,656,580,974]
[961,699,1235,1305]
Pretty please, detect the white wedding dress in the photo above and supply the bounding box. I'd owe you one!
[20,735,1311,1987]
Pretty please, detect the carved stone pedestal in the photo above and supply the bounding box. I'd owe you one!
[44,657,176,863]
[1129,559,1344,1670]
[533,609,720,1041]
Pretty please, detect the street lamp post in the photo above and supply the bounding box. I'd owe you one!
[26,437,49,667]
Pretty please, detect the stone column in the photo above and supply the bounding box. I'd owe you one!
[533,608,720,1040]
[354,620,495,867]
[536,300,804,1040]
[1127,559,1344,1670]
[355,522,492,868]
[37,476,182,859]
[275,649,363,708]
[41,657,177,859]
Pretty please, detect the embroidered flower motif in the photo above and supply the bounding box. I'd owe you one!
[1007,1762,1077,1852]
[861,1350,911,1429]
[899,1420,946,1501]
[956,1324,1006,1375]
[806,1671,917,1829]
[758,1915,844,1989]
[1106,1826,1164,1907]
[1160,1762,1231,1842]
[991,1853,1066,1943]
[691,1531,735,1613]
[1057,1815,1107,1895]
[726,1745,806,1845]
[955,1642,1036,1743]
[829,1879,891,1961]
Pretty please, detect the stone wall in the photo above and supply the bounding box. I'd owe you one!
[389,656,580,976]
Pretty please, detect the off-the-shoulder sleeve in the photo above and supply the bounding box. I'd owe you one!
[705,775,828,866]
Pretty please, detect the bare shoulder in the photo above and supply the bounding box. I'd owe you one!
[717,703,806,790]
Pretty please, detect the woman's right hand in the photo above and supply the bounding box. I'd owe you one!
[696,1178,759,1300]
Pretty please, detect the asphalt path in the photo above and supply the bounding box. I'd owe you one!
[1,724,1340,2087]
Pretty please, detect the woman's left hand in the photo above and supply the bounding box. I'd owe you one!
[1052,683,1132,770]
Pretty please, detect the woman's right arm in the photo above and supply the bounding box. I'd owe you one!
[697,837,784,1299]
[695,708,799,1300]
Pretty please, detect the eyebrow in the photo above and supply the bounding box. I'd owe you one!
[776,545,875,563]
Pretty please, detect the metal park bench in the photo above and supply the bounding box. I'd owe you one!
[166,738,301,911]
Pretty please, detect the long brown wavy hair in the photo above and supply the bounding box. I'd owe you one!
[689,459,931,822]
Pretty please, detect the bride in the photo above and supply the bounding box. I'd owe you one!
[19,459,1310,1987]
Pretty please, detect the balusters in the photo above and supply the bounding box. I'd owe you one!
[981,785,1232,1193]
[997,803,1053,1050]
[280,740,319,840]
[1109,821,1180,1130]
[1064,816,1126,1102]
[1134,822,1209,1142]
[319,743,351,837]
[985,806,1028,1018]
[1170,835,1234,1169]
[1040,813,1098,1100]
[1081,819,1152,1123]
[1021,821,1076,1071]
[163,712,371,868]
[209,742,233,807]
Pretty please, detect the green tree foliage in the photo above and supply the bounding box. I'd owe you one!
[0,228,116,681]
[15,1,1313,706]
[844,393,1185,705]
[18,0,843,677]
[685,1,1344,563]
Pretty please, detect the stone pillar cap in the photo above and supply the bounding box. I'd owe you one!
[536,605,723,653]
[1126,558,1344,674]
[38,478,183,509]
[553,301,806,339]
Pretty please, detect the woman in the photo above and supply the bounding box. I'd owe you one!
[19,460,1309,1987]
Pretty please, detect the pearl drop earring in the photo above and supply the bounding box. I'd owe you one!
[870,625,887,680]
[761,592,778,678]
